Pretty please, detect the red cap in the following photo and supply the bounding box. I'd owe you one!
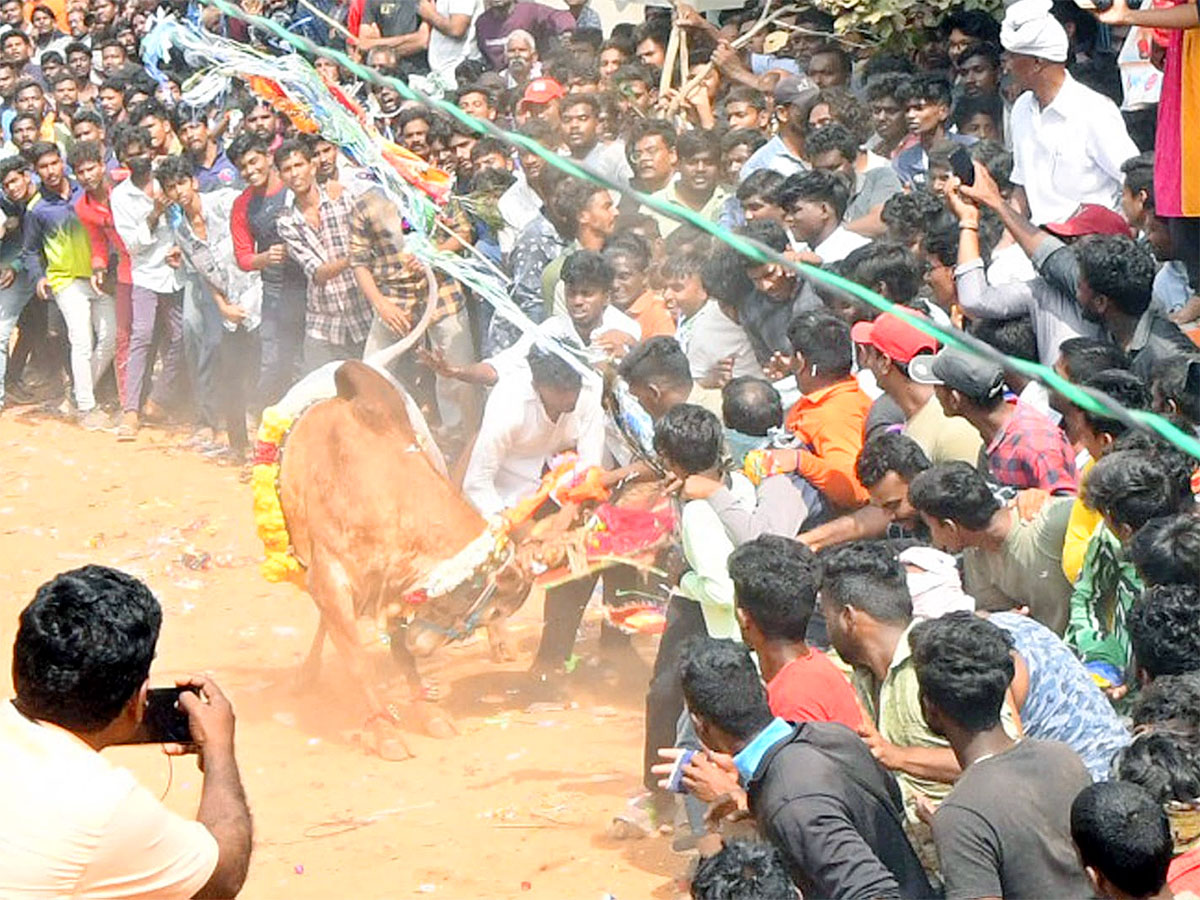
[1044,204,1132,238]
[521,77,566,105]
[850,311,938,364]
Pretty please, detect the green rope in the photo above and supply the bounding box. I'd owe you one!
[193,0,1200,461]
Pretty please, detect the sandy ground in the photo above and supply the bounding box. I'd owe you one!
[0,410,685,900]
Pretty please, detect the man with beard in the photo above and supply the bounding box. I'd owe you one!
[474,0,574,71]
[617,118,675,217]
[645,130,725,238]
[561,93,630,188]
[175,106,240,193]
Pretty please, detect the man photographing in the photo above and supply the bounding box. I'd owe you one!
[0,565,252,898]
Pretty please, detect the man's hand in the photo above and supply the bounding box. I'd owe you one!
[265,243,287,266]
[35,277,52,300]
[856,717,901,770]
[416,345,458,378]
[762,350,793,382]
[675,3,708,31]
[168,674,236,766]
[375,298,412,335]
[0,266,16,289]
[943,176,979,225]
[165,246,183,269]
[1014,488,1050,522]
[417,0,436,21]
[652,747,740,803]
[592,329,636,360]
[711,40,744,75]
[88,271,107,295]
[1095,0,1132,25]
[958,160,1006,211]
[679,473,723,500]
[700,355,734,389]
[218,300,247,325]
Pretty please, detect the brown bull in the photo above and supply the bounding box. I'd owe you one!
[279,361,530,760]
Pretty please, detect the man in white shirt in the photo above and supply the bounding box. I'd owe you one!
[1001,0,1138,224]
[777,169,870,264]
[463,341,604,516]
[111,126,183,431]
[0,565,251,899]
[419,0,479,89]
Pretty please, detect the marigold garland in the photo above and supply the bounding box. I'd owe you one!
[252,406,305,584]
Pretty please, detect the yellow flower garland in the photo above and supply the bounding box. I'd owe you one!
[251,406,305,585]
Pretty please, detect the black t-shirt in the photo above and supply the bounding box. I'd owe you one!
[932,739,1094,900]
[361,0,428,72]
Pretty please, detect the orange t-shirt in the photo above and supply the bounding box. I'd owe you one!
[767,649,863,731]
[626,290,675,338]
[784,378,872,509]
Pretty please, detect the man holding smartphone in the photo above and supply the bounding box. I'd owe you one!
[0,565,252,899]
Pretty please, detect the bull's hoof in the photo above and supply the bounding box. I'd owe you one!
[364,717,413,761]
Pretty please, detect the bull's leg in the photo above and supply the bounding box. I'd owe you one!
[295,619,326,692]
[309,555,413,760]
[388,624,458,740]
[486,621,517,663]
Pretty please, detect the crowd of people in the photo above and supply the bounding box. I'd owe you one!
[1,0,1200,895]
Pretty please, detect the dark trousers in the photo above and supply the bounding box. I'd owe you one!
[532,564,641,670]
[220,327,259,453]
[643,596,707,794]
[255,287,305,411]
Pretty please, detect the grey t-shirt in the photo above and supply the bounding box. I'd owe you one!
[933,739,1093,900]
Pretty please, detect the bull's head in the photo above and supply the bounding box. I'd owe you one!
[403,552,532,658]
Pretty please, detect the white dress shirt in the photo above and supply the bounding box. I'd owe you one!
[1009,73,1139,225]
[463,370,606,516]
[812,225,872,264]
[111,178,181,293]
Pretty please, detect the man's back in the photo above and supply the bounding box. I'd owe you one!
[0,701,218,898]
[932,738,1093,900]
[747,721,936,900]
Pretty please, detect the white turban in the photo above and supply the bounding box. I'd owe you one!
[1001,0,1069,63]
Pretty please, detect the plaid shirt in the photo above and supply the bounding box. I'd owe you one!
[985,401,1078,495]
[348,188,464,329]
[276,186,374,346]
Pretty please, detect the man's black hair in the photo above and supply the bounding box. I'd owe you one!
[660,251,706,281]
[131,98,169,125]
[612,61,655,89]
[691,839,796,900]
[1079,369,1150,439]
[273,136,313,169]
[676,128,719,162]
[625,116,676,160]
[70,108,104,132]
[1122,151,1156,211]
[64,40,90,59]
[863,54,915,80]
[653,402,723,474]
[955,39,1002,69]
[0,154,29,180]
[812,86,873,145]
[561,249,614,292]
[720,127,767,158]
[729,535,820,641]
[941,8,1002,43]
[969,315,1038,364]
[50,71,78,90]
[1152,353,1200,426]
[842,241,923,305]
[1128,584,1200,680]
[618,335,691,392]
[1133,672,1200,731]
[701,246,754,307]
[809,43,852,76]
[806,122,859,164]
[111,124,150,161]
[911,611,1014,732]
[1114,724,1200,805]
[818,540,913,624]
[880,189,944,245]
[1084,450,1189,532]
[1057,336,1130,380]
[866,72,912,103]
[776,168,850,221]
[527,342,583,393]
[735,168,784,204]
[856,433,931,489]
[98,75,128,97]
[66,139,101,171]
[967,140,1013,193]
[551,177,608,241]
[908,462,1000,531]
[953,92,1003,132]
[1131,512,1200,587]
[13,77,42,98]
[632,16,671,50]
[226,132,271,166]
[469,136,508,164]
[456,81,496,108]
[396,105,431,133]
[908,73,953,108]
[1076,234,1156,318]
[13,565,162,732]
[738,217,790,256]
[722,377,782,436]
[1071,781,1173,898]
[602,231,652,269]
[723,84,767,112]
[155,153,196,187]
[27,139,59,163]
[679,637,775,742]
[787,311,853,380]
[561,90,601,117]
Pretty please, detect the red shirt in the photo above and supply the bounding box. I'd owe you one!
[74,188,131,285]
[766,648,863,731]
[1169,848,1200,896]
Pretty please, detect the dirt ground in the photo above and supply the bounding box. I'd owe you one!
[0,410,686,900]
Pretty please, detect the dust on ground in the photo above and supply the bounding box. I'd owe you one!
[0,411,685,900]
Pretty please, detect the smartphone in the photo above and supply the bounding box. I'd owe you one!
[950,146,975,187]
[123,686,197,744]
[667,748,697,794]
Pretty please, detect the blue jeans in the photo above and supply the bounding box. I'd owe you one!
[0,273,32,406]
[255,285,305,411]
[182,276,224,429]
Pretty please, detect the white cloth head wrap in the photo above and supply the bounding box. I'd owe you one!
[1001,0,1069,63]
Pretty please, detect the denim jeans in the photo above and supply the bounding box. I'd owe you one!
[0,272,32,406]
[256,286,305,411]
[182,276,224,429]
[123,286,183,413]
[55,278,116,412]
